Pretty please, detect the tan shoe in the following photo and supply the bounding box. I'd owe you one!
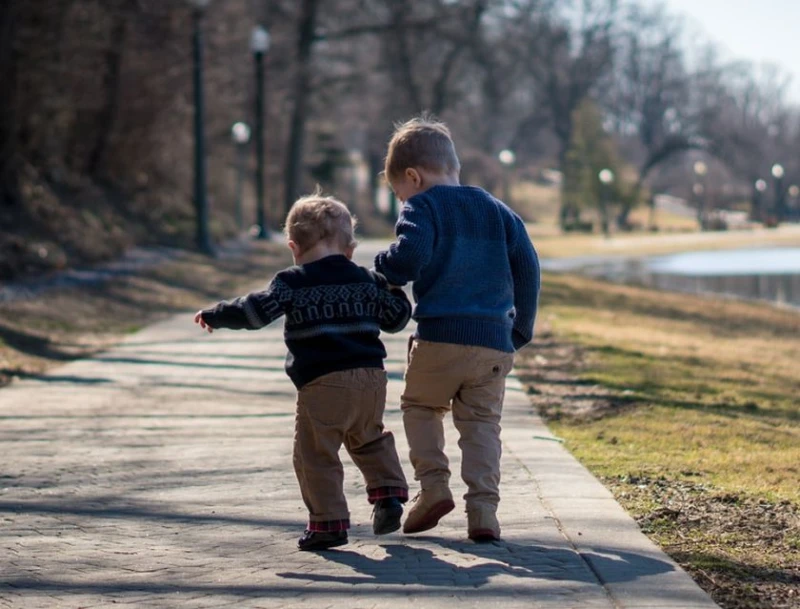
[402,487,455,534]
[467,508,500,542]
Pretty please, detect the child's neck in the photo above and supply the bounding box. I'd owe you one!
[293,242,349,265]
[422,172,460,189]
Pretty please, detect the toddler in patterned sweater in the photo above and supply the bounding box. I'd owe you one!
[195,192,411,551]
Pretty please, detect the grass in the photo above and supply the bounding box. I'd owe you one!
[0,241,290,386]
[537,272,799,502]
[517,272,800,608]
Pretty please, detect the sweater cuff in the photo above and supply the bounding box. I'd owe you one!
[200,309,221,329]
[374,253,409,287]
[512,328,531,351]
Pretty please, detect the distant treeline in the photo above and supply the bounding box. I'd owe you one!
[0,1,797,277]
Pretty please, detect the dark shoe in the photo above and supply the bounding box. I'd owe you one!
[403,487,455,534]
[372,497,403,535]
[297,529,348,551]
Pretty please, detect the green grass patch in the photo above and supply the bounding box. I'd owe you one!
[519,272,800,607]
[537,273,799,503]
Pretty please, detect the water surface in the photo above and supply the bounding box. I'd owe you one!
[542,246,800,308]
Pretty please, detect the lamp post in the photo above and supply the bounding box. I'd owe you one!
[189,0,214,255]
[693,160,708,229]
[598,168,614,237]
[498,149,516,205]
[754,179,767,222]
[231,121,251,231]
[251,25,270,239]
[771,163,785,223]
[788,184,800,221]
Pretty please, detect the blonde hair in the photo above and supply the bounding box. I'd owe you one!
[384,115,461,181]
[284,189,357,253]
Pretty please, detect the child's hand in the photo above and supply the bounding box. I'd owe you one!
[194,311,213,333]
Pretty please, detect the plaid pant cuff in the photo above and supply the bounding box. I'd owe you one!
[307,518,350,532]
[368,486,409,504]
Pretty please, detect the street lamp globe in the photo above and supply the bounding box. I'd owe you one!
[251,25,270,53]
[755,179,767,192]
[771,163,785,179]
[693,160,708,176]
[498,149,516,166]
[692,183,705,196]
[598,169,614,184]
[231,121,251,145]
[789,185,800,198]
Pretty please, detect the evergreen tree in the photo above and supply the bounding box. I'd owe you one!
[561,99,625,233]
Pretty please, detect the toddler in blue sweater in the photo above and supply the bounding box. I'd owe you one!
[374,116,540,541]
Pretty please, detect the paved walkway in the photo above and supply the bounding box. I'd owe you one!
[0,244,719,608]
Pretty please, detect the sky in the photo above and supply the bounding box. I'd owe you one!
[655,0,800,102]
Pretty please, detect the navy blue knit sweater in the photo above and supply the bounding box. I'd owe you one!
[200,255,412,388]
[374,185,540,352]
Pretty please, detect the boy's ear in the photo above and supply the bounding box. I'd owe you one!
[288,240,301,257]
[344,244,356,260]
[405,167,422,187]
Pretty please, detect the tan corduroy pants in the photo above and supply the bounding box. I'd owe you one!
[402,339,514,512]
[293,368,408,524]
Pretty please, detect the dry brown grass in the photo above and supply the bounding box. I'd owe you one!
[0,241,290,386]
[516,272,800,608]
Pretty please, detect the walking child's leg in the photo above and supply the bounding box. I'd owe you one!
[293,379,352,549]
[401,340,462,533]
[452,349,514,541]
[343,369,408,534]
[344,369,408,499]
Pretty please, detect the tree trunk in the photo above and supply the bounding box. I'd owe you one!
[0,0,18,206]
[283,0,319,216]
[88,10,128,178]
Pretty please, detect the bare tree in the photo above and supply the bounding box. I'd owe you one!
[604,3,701,226]
[522,0,618,168]
[704,63,797,219]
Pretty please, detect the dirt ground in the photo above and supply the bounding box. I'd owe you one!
[516,327,800,609]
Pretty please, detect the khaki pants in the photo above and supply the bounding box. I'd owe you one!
[293,368,408,525]
[402,339,514,512]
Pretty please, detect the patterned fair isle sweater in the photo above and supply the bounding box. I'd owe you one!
[375,185,540,353]
[200,254,412,389]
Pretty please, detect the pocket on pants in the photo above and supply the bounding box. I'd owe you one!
[297,383,352,428]
[473,352,514,386]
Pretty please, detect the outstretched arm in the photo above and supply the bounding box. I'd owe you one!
[196,276,291,331]
[374,198,434,287]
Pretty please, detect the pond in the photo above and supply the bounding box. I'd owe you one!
[542,247,800,308]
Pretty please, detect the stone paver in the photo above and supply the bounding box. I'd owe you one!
[0,243,719,608]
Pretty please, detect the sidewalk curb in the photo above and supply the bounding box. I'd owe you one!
[501,374,720,608]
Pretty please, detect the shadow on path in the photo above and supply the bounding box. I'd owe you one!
[277,540,674,587]
[0,498,301,529]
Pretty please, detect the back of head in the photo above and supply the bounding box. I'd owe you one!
[284,189,357,253]
[384,115,461,181]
